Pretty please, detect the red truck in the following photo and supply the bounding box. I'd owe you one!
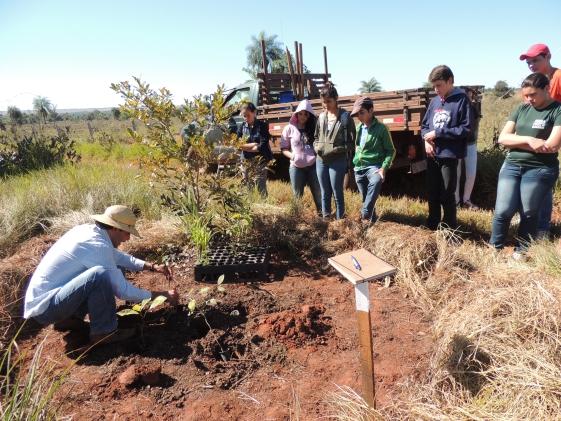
[222,42,482,178]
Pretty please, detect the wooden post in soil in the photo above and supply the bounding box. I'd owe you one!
[328,248,397,409]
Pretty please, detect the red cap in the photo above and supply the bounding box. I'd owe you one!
[519,43,550,61]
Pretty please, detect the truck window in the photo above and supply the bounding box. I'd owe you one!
[224,88,251,108]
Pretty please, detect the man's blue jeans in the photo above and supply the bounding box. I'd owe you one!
[354,166,383,222]
[289,164,322,213]
[490,162,559,251]
[33,266,118,336]
[316,156,347,219]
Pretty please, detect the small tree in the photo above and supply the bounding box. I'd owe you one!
[422,81,433,89]
[358,77,382,93]
[111,107,121,120]
[7,106,24,125]
[493,80,511,98]
[32,96,53,124]
[111,77,253,259]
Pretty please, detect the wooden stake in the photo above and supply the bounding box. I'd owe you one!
[323,46,329,82]
[328,249,395,410]
[298,42,304,97]
[354,282,376,409]
[294,41,301,99]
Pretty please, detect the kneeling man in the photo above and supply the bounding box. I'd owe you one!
[23,205,178,345]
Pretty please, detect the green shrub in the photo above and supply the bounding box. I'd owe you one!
[0,129,79,178]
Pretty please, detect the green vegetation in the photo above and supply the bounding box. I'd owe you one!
[358,77,382,93]
[0,162,160,257]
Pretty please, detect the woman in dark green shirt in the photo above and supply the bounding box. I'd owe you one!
[490,73,561,255]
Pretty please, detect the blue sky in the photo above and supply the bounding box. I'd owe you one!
[1,0,560,111]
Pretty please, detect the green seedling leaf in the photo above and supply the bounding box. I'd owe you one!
[149,295,167,310]
[117,309,140,317]
[132,303,143,312]
[217,275,225,285]
[188,299,197,313]
[217,286,226,293]
[207,298,218,307]
[139,298,152,312]
[200,287,210,296]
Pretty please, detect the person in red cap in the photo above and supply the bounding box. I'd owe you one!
[520,44,561,101]
[520,43,561,238]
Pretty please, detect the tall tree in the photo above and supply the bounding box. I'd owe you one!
[359,77,382,93]
[243,31,289,79]
[33,96,53,124]
[7,106,24,125]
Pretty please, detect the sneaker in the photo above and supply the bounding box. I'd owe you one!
[462,200,479,210]
[511,251,527,262]
[89,328,136,346]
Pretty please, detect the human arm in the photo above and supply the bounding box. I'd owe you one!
[380,128,396,174]
[280,126,293,159]
[498,121,547,152]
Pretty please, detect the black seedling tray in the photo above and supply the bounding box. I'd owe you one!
[194,244,270,282]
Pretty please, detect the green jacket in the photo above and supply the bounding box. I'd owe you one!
[352,118,395,170]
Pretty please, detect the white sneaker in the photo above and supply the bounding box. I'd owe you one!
[511,251,527,262]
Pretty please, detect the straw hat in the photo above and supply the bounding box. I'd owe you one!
[91,205,140,237]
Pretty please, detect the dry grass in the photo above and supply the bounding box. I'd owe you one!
[319,227,561,420]
[257,180,561,419]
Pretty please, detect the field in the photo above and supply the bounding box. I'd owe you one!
[3,92,561,420]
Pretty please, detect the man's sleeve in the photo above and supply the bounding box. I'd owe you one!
[381,128,396,170]
[80,244,150,302]
[435,97,472,140]
[421,102,432,137]
[258,122,271,153]
[114,249,145,272]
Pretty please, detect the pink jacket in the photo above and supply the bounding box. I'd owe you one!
[280,100,317,168]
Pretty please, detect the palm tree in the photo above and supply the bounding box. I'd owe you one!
[243,31,288,79]
[359,77,382,93]
[33,96,52,124]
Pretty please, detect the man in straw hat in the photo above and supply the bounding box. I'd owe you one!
[23,205,178,346]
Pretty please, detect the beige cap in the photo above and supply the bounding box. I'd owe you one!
[91,205,140,237]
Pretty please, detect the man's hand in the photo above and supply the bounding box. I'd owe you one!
[153,264,174,282]
[424,140,435,158]
[423,130,436,142]
[376,168,385,181]
[152,289,179,306]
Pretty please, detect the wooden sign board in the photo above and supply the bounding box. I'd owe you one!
[328,248,396,285]
[328,248,397,410]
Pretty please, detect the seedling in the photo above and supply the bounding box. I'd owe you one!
[117,295,168,345]
[185,275,232,361]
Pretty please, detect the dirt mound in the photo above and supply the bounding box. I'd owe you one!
[252,304,331,346]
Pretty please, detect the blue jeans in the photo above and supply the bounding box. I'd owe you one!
[490,162,559,251]
[289,164,322,213]
[33,266,118,335]
[316,156,347,219]
[355,166,383,221]
[537,188,553,234]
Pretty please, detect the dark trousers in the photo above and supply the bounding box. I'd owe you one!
[426,157,458,230]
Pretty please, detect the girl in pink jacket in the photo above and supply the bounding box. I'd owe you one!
[280,100,322,214]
